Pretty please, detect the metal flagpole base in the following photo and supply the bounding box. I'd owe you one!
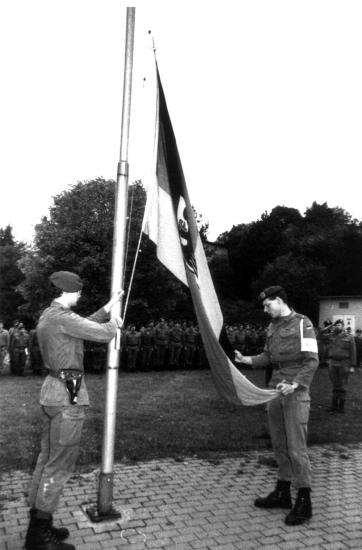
[86,473,122,522]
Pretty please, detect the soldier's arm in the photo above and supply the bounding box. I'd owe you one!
[87,290,124,323]
[61,310,119,343]
[234,346,271,368]
[293,317,319,388]
[350,336,357,366]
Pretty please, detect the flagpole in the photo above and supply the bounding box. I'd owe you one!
[93,6,135,519]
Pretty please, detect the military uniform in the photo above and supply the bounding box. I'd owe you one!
[140,325,155,370]
[169,324,184,368]
[252,310,319,489]
[125,327,140,370]
[184,325,197,368]
[0,325,9,371]
[327,325,356,412]
[29,329,44,375]
[26,271,119,550]
[10,325,29,376]
[153,322,169,369]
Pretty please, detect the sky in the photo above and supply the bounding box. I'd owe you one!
[1,0,362,244]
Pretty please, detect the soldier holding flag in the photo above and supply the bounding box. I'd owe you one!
[235,286,319,526]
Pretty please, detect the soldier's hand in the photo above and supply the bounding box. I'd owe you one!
[234,350,243,364]
[104,290,125,313]
[276,381,295,395]
[113,315,124,328]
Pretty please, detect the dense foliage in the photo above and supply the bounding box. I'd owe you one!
[2,177,362,328]
[16,178,197,324]
[0,226,25,326]
[218,202,362,321]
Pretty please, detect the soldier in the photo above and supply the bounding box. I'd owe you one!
[0,320,9,372]
[355,329,362,369]
[24,271,123,550]
[184,322,197,368]
[169,321,184,369]
[29,327,44,375]
[124,324,140,370]
[194,325,207,369]
[8,319,20,374]
[10,322,29,376]
[153,318,169,369]
[140,321,155,370]
[235,285,319,526]
[234,324,246,353]
[226,325,237,347]
[326,319,356,413]
[318,320,333,368]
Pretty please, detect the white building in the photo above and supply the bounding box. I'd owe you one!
[319,296,362,334]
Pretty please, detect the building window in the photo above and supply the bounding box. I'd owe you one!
[339,302,349,309]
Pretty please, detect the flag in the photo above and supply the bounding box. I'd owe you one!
[143,65,279,406]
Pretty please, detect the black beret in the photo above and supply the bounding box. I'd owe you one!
[49,271,83,292]
[258,285,285,301]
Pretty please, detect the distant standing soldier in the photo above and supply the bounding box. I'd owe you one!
[140,322,155,370]
[0,320,9,371]
[154,319,169,369]
[234,324,246,353]
[125,324,140,370]
[194,325,207,369]
[8,319,20,374]
[10,323,29,376]
[354,329,362,369]
[29,328,44,375]
[184,322,197,368]
[327,319,356,413]
[169,321,184,369]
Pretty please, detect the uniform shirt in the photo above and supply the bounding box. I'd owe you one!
[169,327,184,344]
[251,310,319,389]
[12,329,29,349]
[327,331,356,366]
[125,331,140,348]
[37,300,117,406]
[184,328,196,345]
[154,325,169,346]
[141,329,155,347]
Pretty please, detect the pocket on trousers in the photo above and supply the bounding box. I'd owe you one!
[295,393,310,423]
[59,407,85,447]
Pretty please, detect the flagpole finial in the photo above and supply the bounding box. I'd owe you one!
[148,30,157,53]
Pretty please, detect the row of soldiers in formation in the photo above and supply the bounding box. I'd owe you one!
[0,317,268,374]
[3,316,360,379]
[0,319,43,376]
[86,320,267,371]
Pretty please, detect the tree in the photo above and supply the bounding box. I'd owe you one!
[0,226,26,326]
[219,202,362,324]
[18,178,208,323]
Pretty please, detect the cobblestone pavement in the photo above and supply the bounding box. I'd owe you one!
[0,443,362,550]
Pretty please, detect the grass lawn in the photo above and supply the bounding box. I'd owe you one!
[1,366,361,473]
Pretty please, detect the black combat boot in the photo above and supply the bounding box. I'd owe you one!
[254,480,292,509]
[25,509,70,546]
[24,510,75,550]
[285,487,312,525]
